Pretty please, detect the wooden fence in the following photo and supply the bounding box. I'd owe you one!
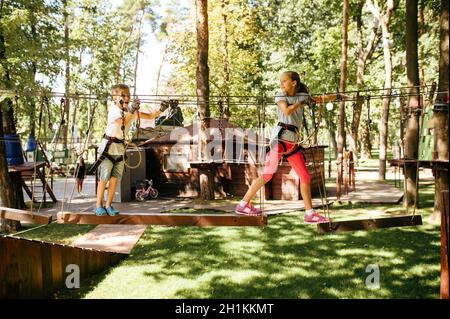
[0,236,126,298]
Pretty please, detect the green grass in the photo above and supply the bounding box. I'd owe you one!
[12,156,442,299]
[53,209,439,298]
[13,223,95,245]
[35,180,438,299]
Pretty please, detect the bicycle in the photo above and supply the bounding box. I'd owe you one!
[135,179,159,201]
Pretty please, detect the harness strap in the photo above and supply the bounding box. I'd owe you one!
[87,136,125,174]
[283,144,306,161]
[265,122,306,161]
[277,122,299,133]
[103,134,124,144]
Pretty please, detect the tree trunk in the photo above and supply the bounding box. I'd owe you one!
[336,0,349,199]
[328,124,338,158]
[0,3,21,231]
[155,43,168,95]
[360,120,373,159]
[360,95,373,159]
[220,0,231,119]
[378,14,393,180]
[399,93,406,158]
[29,23,37,139]
[350,1,379,166]
[63,0,70,151]
[404,0,421,208]
[368,0,395,180]
[196,0,214,200]
[418,0,426,109]
[433,0,449,219]
[132,7,144,97]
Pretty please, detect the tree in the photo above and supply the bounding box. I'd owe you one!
[62,0,71,150]
[195,0,214,200]
[0,0,21,232]
[432,0,449,219]
[403,0,421,208]
[336,0,349,199]
[219,0,231,118]
[349,0,380,164]
[368,0,395,180]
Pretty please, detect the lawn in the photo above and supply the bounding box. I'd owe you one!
[15,178,441,299]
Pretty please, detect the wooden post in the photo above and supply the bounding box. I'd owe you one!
[199,169,215,200]
[441,190,449,299]
[343,149,349,195]
[349,151,356,191]
[328,158,332,178]
[336,0,349,200]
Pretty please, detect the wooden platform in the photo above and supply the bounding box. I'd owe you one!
[57,211,268,227]
[8,161,57,203]
[73,225,147,254]
[389,159,449,171]
[329,180,404,204]
[317,214,423,234]
[0,206,52,225]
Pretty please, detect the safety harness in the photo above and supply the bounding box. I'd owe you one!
[88,104,128,175]
[267,122,306,161]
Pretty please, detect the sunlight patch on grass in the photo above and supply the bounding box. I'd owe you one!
[16,223,94,245]
[408,264,440,277]
[335,248,394,258]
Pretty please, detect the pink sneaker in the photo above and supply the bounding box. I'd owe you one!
[235,202,262,216]
[304,211,330,224]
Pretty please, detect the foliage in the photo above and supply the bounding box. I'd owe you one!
[0,0,442,160]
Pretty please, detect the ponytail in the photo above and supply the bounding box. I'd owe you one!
[283,71,309,94]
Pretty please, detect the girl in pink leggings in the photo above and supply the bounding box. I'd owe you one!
[235,71,343,223]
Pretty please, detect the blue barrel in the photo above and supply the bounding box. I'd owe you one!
[26,135,37,152]
[4,134,24,165]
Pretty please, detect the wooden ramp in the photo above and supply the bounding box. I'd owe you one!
[317,214,423,234]
[57,211,268,227]
[0,236,126,298]
[0,206,52,225]
[73,225,147,254]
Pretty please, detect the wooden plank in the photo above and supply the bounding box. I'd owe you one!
[0,207,52,225]
[25,239,44,298]
[317,215,423,234]
[57,211,268,227]
[389,159,449,171]
[50,244,63,293]
[7,161,45,173]
[441,191,449,299]
[40,242,53,297]
[73,225,147,254]
[0,237,19,297]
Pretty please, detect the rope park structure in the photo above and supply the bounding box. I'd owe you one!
[0,84,446,232]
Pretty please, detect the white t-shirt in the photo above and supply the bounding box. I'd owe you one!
[139,104,158,129]
[99,103,136,155]
[271,92,310,142]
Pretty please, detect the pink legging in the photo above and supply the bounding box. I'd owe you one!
[262,141,311,184]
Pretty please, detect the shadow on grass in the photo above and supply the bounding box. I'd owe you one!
[54,212,440,298]
[40,181,441,299]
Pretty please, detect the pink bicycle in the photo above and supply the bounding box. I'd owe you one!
[135,179,159,201]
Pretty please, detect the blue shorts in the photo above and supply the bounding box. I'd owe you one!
[98,156,125,181]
